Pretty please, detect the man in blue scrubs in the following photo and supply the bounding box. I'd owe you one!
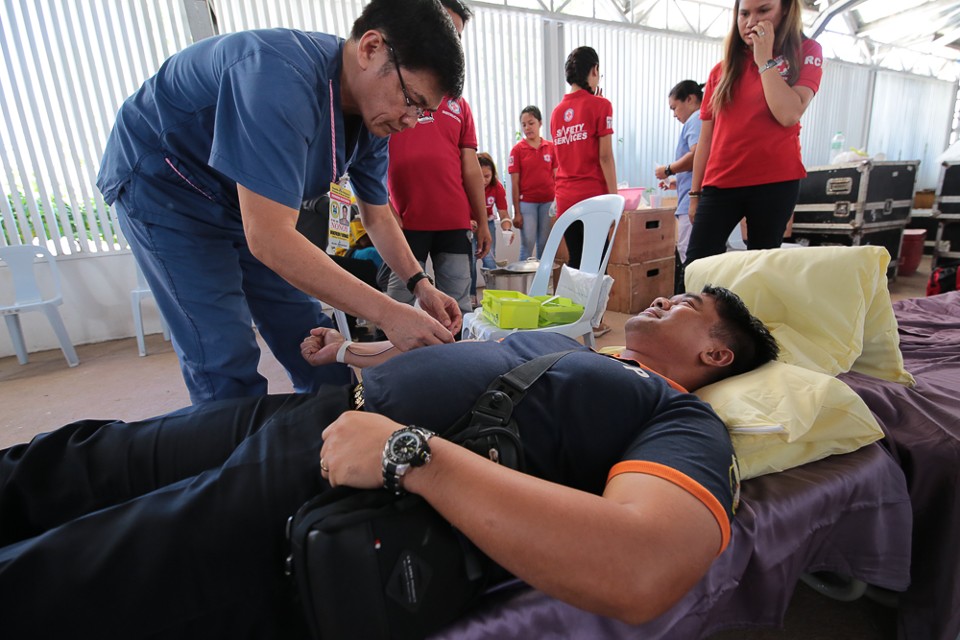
[97,0,465,403]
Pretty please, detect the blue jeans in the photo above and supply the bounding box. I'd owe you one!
[116,197,349,404]
[519,201,552,260]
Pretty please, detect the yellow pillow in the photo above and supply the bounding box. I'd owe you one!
[695,361,885,479]
[684,246,914,385]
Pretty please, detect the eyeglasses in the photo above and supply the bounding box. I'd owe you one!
[383,40,434,124]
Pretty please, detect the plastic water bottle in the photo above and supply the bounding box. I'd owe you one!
[829,131,845,163]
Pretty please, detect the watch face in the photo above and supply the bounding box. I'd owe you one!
[389,432,422,464]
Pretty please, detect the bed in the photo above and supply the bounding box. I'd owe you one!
[432,252,960,640]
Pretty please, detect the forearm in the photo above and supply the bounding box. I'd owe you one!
[511,180,521,215]
[405,440,715,624]
[359,202,422,282]
[339,340,399,368]
[598,135,618,194]
[760,73,806,127]
[691,122,713,192]
[462,154,488,229]
[670,149,696,174]
[252,225,399,326]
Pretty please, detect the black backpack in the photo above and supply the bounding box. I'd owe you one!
[285,350,574,639]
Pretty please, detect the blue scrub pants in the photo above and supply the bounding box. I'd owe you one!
[116,196,349,404]
[0,389,352,637]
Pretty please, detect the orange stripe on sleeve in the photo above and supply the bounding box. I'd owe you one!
[607,460,731,555]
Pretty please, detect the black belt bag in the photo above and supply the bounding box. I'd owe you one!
[285,350,575,640]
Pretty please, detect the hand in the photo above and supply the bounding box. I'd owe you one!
[475,223,492,259]
[654,165,668,180]
[513,212,524,230]
[749,20,775,65]
[379,300,457,351]
[688,197,698,222]
[300,327,345,367]
[320,411,403,489]
[470,219,478,232]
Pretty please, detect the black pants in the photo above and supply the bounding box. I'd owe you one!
[0,389,352,638]
[684,179,800,267]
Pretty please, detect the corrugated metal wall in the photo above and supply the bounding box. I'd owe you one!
[0,0,191,254]
[1,0,956,255]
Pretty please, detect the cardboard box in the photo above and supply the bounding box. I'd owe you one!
[607,257,675,314]
[608,208,676,264]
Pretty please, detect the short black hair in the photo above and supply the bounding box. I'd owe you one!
[564,46,600,93]
[669,79,704,102]
[438,0,473,25]
[520,105,542,122]
[703,285,779,378]
[351,0,465,99]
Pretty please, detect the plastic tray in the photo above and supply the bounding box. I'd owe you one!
[481,289,541,329]
[533,295,584,327]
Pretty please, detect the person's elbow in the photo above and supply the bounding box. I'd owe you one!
[774,111,802,128]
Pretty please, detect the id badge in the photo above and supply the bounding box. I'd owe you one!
[327,182,353,255]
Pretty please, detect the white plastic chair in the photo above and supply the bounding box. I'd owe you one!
[131,265,171,357]
[0,244,79,367]
[462,194,625,348]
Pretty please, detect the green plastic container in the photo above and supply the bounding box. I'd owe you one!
[481,289,541,329]
[533,295,584,327]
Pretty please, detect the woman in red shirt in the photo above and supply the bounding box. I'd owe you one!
[477,152,511,271]
[685,0,822,266]
[508,105,557,260]
[550,46,618,270]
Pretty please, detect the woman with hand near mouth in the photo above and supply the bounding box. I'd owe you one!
[685,0,823,266]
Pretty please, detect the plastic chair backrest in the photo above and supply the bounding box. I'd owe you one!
[527,194,625,296]
[0,244,62,307]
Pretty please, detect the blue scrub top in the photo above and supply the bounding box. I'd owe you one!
[674,109,701,216]
[97,29,389,233]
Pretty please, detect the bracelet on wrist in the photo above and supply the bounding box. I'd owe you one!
[664,164,673,177]
[688,191,702,198]
[335,340,354,364]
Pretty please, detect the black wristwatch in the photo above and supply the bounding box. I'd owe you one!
[406,271,433,293]
[382,426,435,494]
[664,164,673,177]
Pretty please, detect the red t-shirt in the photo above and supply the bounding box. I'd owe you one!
[701,38,823,189]
[508,139,558,203]
[550,89,614,215]
[388,97,478,230]
[485,181,508,221]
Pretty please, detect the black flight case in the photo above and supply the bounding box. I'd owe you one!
[932,161,960,268]
[791,160,919,279]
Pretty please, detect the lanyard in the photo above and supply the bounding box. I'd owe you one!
[329,79,337,183]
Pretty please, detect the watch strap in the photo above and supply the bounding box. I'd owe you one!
[758,58,778,74]
[406,271,433,293]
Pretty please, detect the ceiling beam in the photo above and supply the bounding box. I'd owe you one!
[811,0,869,39]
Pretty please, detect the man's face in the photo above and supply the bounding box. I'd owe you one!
[361,49,445,137]
[625,292,722,359]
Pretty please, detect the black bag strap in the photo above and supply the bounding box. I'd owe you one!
[446,350,576,470]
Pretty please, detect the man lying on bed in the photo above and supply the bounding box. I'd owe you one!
[0,285,777,638]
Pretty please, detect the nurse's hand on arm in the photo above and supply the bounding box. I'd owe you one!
[237,186,458,351]
[318,411,721,625]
